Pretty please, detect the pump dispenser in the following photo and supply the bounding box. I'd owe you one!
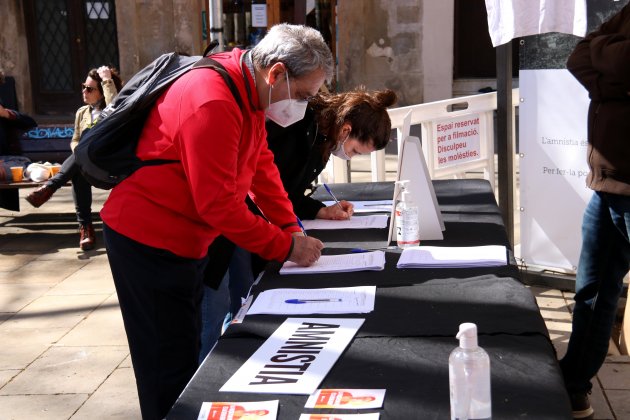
[394,180,420,248]
[449,323,491,420]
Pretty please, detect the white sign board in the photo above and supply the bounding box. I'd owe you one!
[251,4,267,27]
[220,318,364,394]
[519,69,591,270]
[394,136,445,241]
[434,114,481,168]
[388,111,444,243]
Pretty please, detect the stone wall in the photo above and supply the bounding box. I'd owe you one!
[115,0,205,84]
[1,0,33,112]
[2,0,455,113]
[336,0,453,106]
[0,0,204,115]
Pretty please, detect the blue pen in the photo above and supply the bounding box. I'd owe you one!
[351,248,369,253]
[296,217,307,236]
[323,183,344,211]
[285,298,342,304]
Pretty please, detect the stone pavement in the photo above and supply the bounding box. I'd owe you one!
[1,187,629,419]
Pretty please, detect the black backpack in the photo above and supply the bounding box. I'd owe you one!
[74,47,245,190]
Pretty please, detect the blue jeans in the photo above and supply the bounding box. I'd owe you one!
[560,191,630,394]
[199,246,255,363]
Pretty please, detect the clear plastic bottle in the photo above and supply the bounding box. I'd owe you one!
[395,180,420,249]
[449,323,492,420]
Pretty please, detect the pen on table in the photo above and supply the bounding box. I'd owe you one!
[323,183,344,211]
[296,217,307,236]
[285,298,343,304]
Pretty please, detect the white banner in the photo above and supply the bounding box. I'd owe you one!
[220,318,364,394]
[519,69,591,271]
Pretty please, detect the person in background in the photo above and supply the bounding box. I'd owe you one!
[559,5,630,419]
[26,66,122,251]
[200,87,398,362]
[0,68,37,156]
[100,24,333,420]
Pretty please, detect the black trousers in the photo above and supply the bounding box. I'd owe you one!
[103,223,207,420]
[46,153,92,224]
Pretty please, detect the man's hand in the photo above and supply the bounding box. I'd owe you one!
[97,66,112,81]
[316,200,354,220]
[0,104,11,119]
[288,235,324,266]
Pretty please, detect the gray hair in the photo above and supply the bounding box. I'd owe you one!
[251,23,334,83]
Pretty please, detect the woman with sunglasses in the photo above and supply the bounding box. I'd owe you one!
[26,66,123,250]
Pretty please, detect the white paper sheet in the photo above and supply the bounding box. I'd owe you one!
[280,251,385,275]
[300,215,389,230]
[220,318,364,394]
[396,245,507,268]
[247,286,376,315]
[305,389,386,409]
[298,414,380,420]
[323,200,393,214]
[197,400,278,420]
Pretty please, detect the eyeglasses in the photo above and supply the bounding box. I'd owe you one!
[81,84,96,93]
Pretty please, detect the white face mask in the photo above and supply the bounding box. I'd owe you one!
[331,137,351,160]
[265,75,308,127]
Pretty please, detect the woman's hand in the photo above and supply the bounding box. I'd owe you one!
[97,66,112,81]
[316,200,354,220]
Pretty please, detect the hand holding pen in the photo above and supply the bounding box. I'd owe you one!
[288,235,323,267]
[321,183,354,219]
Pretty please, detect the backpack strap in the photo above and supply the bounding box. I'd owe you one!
[202,40,220,56]
[137,57,247,171]
[192,57,245,111]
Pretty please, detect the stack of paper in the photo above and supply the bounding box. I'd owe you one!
[247,286,376,315]
[280,251,386,275]
[300,214,388,230]
[396,245,507,268]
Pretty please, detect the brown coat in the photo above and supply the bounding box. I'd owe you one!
[567,5,630,195]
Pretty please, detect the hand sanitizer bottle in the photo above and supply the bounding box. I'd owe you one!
[395,180,420,249]
[449,323,492,420]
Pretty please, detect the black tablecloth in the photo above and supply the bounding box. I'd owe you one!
[224,276,548,339]
[169,335,567,420]
[168,179,571,420]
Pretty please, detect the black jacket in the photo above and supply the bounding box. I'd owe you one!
[567,4,630,195]
[264,107,328,219]
[0,90,37,156]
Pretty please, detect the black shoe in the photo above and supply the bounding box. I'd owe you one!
[570,392,594,419]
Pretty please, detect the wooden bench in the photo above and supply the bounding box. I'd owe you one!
[0,125,73,211]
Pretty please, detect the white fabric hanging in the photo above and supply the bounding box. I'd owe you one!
[485,0,587,47]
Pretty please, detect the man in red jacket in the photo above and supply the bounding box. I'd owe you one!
[101,24,333,420]
[560,5,630,419]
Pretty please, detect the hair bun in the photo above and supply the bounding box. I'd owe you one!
[373,89,397,108]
